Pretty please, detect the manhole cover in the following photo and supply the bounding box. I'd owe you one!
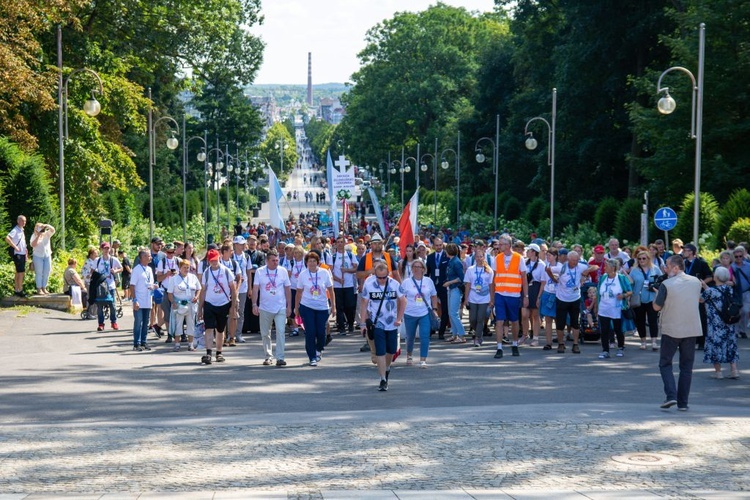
[611,453,679,465]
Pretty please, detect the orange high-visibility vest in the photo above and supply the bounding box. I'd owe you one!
[364,252,393,275]
[494,252,523,294]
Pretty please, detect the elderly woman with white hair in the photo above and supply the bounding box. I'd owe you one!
[700,266,740,379]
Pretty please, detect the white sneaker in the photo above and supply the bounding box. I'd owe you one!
[711,371,724,379]
[651,341,659,351]
[616,349,624,357]
[236,334,246,343]
[419,361,428,368]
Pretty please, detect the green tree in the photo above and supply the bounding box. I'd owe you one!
[673,191,719,245]
[260,123,298,179]
[714,189,750,246]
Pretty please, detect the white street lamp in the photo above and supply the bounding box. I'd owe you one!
[523,88,557,240]
[147,88,180,241]
[655,23,705,250]
[185,131,208,244]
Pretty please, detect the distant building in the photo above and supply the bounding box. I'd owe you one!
[249,95,279,129]
[319,97,345,124]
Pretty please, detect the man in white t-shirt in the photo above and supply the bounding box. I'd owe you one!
[198,249,237,365]
[360,261,405,392]
[92,241,123,332]
[551,250,597,353]
[5,215,28,297]
[252,250,292,366]
[130,249,157,350]
[331,235,359,335]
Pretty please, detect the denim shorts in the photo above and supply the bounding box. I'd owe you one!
[373,327,398,356]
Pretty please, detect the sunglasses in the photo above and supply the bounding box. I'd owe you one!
[638,257,648,261]
[376,275,388,281]
[735,255,744,259]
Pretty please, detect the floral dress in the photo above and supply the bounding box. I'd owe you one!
[701,285,739,364]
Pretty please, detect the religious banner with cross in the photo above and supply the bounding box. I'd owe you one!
[330,153,355,200]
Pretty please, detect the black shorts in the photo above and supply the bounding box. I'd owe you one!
[556,298,581,330]
[121,276,131,290]
[204,302,231,332]
[12,254,26,273]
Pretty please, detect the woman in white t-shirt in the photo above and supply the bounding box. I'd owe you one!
[288,246,307,336]
[294,251,335,366]
[399,259,437,367]
[540,248,561,350]
[521,244,546,346]
[596,259,633,359]
[167,259,201,352]
[30,222,55,294]
[462,250,494,347]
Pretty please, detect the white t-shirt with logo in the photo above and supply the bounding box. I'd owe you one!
[289,259,306,289]
[167,272,201,303]
[399,276,437,318]
[555,262,589,302]
[598,275,623,319]
[331,251,359,289]
[464,265,493,304]
[255,265,291,314]
[231,252,249,293]
[297,268,333,311]
[362,276,403,330]
[543,263,563,294]
[130,264,154,307]
[201,264,235,306]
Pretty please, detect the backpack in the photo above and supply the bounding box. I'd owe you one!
[708,286,742,325]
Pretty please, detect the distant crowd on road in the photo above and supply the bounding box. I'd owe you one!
[5,211,749,399]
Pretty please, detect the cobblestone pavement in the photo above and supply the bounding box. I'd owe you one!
[0,309,748,497]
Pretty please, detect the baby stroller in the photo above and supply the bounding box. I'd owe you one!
[81,271,124,320]
[579,282,600,343]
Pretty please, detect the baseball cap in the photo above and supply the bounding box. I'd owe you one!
[112,239,121,245]
[150,237,163,244]
[206,249,220,261]
[594,245,606,254]
[558,248,569,256]
[371,233,383,242]
[164,243,175,252]
[474,239,486,247]
[99,241,110,249]
[233,235,247,245]
[528,243,541,253]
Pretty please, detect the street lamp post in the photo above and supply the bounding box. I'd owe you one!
[206,145,225,239]
[440,136,460,227]
[656,23,705,250]
[185,130,208,244]
[147,88,180,241]
[57,25,104,250]
[475,115,500,232]
[275,137,288,176]
[420,152,437,222]
[524,88,557,240]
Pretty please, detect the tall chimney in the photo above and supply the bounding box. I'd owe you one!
[307,52,313,106]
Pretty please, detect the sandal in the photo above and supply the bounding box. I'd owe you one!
[543,344,552,351]
[215,353,225,362]
[406,356,413,366]
[572,344,581,354]
[445,335,458,343]
[451,336,467,344]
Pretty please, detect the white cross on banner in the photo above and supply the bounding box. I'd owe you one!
[331,154,355,199]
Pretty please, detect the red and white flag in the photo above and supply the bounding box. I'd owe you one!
[397,191,419,258]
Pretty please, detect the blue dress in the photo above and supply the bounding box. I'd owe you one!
[701,285,739,364]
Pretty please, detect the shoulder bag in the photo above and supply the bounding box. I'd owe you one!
[365,280,388,340]
[413,277,439,331]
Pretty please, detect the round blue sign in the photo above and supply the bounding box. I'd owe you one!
[654,207,678,231]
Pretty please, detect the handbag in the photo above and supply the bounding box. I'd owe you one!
[366,280,389,340]
[621,306,635,321]
[413,277,439,330]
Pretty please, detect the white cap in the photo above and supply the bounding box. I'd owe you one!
[371,233,383,242]
[233,236,247,245]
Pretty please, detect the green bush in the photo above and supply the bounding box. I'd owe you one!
[727,218,750,244]
[614,198,643,243]
[504,196,522,221]
[558,222,609,259]
[674,191,719,246]
[573,200,598,225]
[522,197,548,227]
[594,197,619,235]
[714,188,750,246]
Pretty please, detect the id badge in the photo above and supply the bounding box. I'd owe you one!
[475,285,482,292]
[213,285,222,294]
[265,282,272,291]
[269,288,277,296]
[312,290,320,298]
[415,295,423,303]
[435,269,440,277]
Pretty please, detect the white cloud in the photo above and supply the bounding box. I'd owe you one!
[252,0,495,84]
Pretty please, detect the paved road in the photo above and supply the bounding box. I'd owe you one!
[0,307,748,497]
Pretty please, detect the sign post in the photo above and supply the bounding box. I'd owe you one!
[654,206,678,251]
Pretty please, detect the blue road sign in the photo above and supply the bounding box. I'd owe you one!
[654,207,678,231]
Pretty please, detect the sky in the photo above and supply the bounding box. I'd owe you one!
[251,0,497,85]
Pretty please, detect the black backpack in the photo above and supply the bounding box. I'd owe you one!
[708,286,742,325]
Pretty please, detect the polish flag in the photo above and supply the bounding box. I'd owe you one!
[397,192,419,258]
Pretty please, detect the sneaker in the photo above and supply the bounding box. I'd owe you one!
[228,339,237,347]
[511,345,520,357]
[291,328,300,337]
[215,353,225,362]
[640,342,647,350]
[678,406,689,412]
[660,399,677,409]
[309,359,318,366]
[111,323,119,330]
[276,359,287,367]
[501,336,511,345]
[173,344,181,352]
[153,325,163,338]
[165,336,173,344]
[359,342,370,352]
[652,341,659,351]
[140,344,151,351]
[494,349,504,359]
[598,351,610,359]
[97,324,104,332]
[419,361,428,368]
[378,379,388,392]
[543,344,552,351]
[180,334,188,343]
[201,355,212,365]
[517,337,527,346]
[571,344,581,354]
[187,345,196,352]
[263,358,273,366]
[610,342,617,349]
[529,339,538,347]
[406,356,413,366]
[711,371,724,379]
[236,334,246,343]
[557,344,566,353]
[132,346,143,351]
[315,355,321,362]
[616,348,624,357]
